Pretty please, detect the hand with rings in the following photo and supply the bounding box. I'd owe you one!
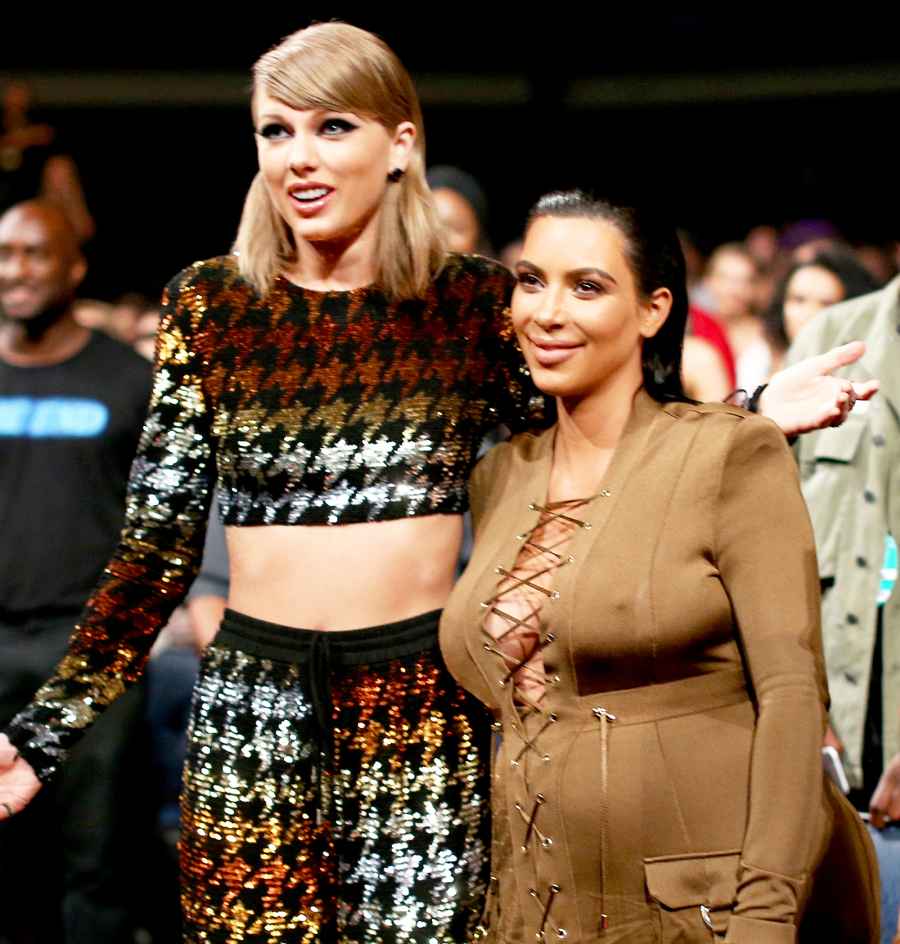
[0,733,41,820]
[757,341,879,437]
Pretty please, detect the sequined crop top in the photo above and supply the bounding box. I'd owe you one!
[6,252,542,780]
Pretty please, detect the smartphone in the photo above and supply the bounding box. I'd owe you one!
[822,745,850,794]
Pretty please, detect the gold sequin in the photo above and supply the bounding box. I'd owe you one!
[7,251,543,782]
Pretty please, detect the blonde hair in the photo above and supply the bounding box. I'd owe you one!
[234,22,446,300]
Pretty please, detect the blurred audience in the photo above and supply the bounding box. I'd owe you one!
[499,238,523,271]
[856,242,899,286]
[427,164,493,256]
[781,218,843,262]
[0,200,169,942]
[133,304,162,361]
[764,249,879,372]
[0,81,94,242]
[703,242,771,390]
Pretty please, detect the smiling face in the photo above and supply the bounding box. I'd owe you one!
[0,203,85,322]
[253,88,415,252]
[782,264,845,342]
[512,216,670,406]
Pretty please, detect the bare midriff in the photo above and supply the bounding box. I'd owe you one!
[226,514,464,631]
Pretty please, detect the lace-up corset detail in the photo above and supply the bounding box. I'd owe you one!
[479,495,596,941]
[481,497,593,713]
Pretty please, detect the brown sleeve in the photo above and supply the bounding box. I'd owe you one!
[714,416,828,943]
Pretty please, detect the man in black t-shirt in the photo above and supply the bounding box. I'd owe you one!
[0,200,152,943]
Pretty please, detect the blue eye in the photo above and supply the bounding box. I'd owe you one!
[257,123,289,140]
[320,118,357,136]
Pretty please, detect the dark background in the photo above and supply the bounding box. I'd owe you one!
[5,10,899,299]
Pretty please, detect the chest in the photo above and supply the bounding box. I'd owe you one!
[447,424,740,707]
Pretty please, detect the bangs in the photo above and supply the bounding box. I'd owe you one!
[254,30,408,127]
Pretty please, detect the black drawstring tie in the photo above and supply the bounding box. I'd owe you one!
[309,631,335,755]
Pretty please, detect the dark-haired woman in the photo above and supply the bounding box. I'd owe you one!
[441,192,875,943]
[764,249,879,373]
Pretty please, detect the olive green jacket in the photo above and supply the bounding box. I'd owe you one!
[788,275,900,787]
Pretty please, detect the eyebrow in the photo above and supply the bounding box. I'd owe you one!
[516,260,618,285]
[571,266,617,284]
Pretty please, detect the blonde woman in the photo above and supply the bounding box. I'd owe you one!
[0,24,535,942]
[0,22,877,944]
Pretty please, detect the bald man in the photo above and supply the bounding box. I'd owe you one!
[0,201,155,942]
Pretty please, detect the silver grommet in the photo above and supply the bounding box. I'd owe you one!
[700,905,713,929]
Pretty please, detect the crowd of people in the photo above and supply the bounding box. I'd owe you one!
[0,21,898,944]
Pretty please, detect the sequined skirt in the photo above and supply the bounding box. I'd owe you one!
[180,608,492,943]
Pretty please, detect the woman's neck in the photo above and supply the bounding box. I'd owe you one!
[284,215,380,292]
[549,371,642,500]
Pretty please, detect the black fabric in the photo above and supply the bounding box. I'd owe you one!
[0,331,151,615]
[0,615,163,944]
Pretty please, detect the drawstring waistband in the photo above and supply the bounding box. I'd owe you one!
[215,607,442,754]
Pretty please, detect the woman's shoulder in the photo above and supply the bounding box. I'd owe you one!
[161,255,267,335]
[163,254,245,299]
[660,399,789,459]
[663,398,773,427]
[472,430,549,491]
